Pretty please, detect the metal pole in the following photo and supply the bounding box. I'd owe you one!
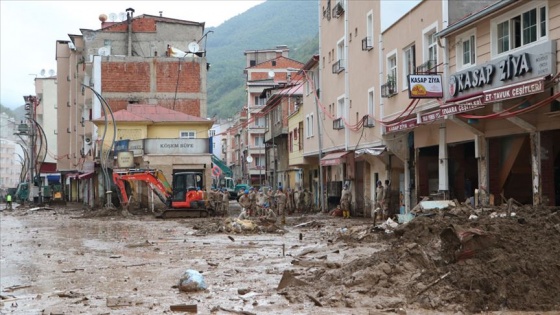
[314,90,324,213]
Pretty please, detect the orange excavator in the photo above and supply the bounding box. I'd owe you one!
[112,169,212,218]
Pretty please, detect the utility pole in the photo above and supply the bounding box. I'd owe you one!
[23,95,37,204]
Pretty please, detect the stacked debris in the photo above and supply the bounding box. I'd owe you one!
[284,203,560,312]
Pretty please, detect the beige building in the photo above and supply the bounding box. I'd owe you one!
[433,0,560,206]
[317,0,384,215]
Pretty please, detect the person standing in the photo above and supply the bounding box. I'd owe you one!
[383,180,391,220]
[239,190,251,216]
[375,181,384,219]
[221,189,229,216]
[6,193,12,210]
[340,184,352,218]
[275,188,287,217]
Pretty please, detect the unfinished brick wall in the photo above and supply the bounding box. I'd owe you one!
[102,62,151,93]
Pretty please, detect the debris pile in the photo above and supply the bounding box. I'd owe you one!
[284,203,560,312]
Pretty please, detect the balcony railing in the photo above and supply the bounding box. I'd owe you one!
[416,59,437,74]
[332,2,344,18]
[332,59,345,74]
[363,115,375,128]
[362,36,373,51]
[381,80,397,98]
[333,118,345,130]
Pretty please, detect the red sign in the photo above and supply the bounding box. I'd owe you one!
[483,78,544,103]
[420,110,442,123]
[440,95,484,115]
[386,118,417,133]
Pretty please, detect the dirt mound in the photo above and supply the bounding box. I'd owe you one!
[286,205,560,312]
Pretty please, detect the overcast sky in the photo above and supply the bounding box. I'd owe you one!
[0,0,419,110]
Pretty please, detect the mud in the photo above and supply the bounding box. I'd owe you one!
[1,202,559,314]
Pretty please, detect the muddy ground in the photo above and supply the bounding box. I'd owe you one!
[1,201,560,315]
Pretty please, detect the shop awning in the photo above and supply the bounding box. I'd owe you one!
[78,172,94,180]
[355,146,386,157]
[66,173,79,179]
[320,151,349,166]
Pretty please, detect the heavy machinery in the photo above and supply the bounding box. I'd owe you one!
[112,169,213,218]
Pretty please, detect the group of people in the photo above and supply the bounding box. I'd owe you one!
[237,186,314,218]
[204,187,230,216]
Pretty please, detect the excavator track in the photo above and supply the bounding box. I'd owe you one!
[156,208,210,219]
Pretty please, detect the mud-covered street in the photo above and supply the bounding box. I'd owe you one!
[2,201,560,315]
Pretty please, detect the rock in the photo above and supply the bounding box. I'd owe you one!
[178,270,207,292]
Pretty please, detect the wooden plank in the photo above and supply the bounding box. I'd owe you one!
[170,304,197,312]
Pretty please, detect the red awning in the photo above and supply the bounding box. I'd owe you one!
[320,151,349,166]
[78,172,94,180]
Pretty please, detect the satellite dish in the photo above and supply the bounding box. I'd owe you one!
[48,69,55,77]
[268,71,275,79]
[246,155,254,163]
[119,12,126,21]
[109,13,117,22]
[40,69,46,77]
[188,41,200,53]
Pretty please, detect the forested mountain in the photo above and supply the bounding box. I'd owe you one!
[205,0,319,118]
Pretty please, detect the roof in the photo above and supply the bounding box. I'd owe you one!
[93,104,212,124]
[94,14,204,32]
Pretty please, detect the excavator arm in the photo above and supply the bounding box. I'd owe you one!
[112,170,172,208]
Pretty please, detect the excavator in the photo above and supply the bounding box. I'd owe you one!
[112,169,213,218]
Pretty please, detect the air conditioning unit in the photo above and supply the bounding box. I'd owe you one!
[82,136,93,157]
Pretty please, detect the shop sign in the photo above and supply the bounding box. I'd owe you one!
[386,118,417,133]
[114,139,129,153]
[484,78,545,102]
[117,151,135,168]
[129,139,144,156]
[419,110,442,123]
[144,138,209,155]
[448,40,555,98]
[408,74,443,98]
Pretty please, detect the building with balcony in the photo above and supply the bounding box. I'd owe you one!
[317,0,385,214]
[432,0,560,206]
[55,9,209,205]
[240,46,304,186]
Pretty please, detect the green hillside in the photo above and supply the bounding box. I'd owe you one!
[205,0,319,118]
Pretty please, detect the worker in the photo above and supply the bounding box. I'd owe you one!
[340,184,352,219]
[238,190,251,216]
[249,188,257,217]
[259,206,277,224]
[375,180,384,220]
[383,180,391,220]
[6,193,12,210]
[275,188,287,217]
[221,189,229,216]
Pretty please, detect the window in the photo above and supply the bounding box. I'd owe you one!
[289,131,293,152]
[255,116,265,127]
[337,96,345,119]
[456,30,476,69]
[337,37,345,66]
[298,122,303,150]
[306,114,314,138]
[365,11,374,50]
[403,45,415,88]
[493,4,547,55]
[305,71,314,95]
[368,88,375,116]
[254,96,266,106]
[208,129,216,137]
[179,131,195,139]
[423,23,438,66]
[388,52,397,87]
[255,135,264,147]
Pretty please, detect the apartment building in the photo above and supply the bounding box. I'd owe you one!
[433,0,560,206]
[55,9,209,205]
[317,0,384,214]
[240,46,304,186]
[34,76,58,172]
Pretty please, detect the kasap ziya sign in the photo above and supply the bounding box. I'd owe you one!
[408,74,443,98]
[448,40,556,98]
